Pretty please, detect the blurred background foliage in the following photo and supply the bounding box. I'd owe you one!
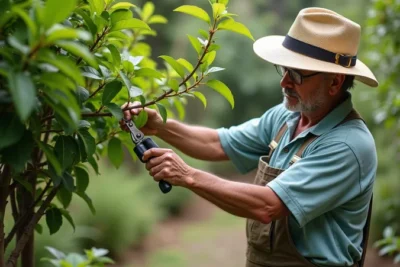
[19,0,399,265]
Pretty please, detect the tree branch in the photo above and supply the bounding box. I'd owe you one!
[4,181,51,250]
[89,82,106,99]
[6,186,59,267]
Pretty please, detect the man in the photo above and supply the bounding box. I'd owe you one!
[122,7,378,267]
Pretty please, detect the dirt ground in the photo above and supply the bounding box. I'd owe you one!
[115,172,397,267]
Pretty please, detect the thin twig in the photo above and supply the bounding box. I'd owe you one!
[89,82,106,99]
[10,189,19,224]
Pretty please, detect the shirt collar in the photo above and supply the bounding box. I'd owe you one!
[286,93,353,138]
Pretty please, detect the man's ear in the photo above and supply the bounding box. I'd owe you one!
[328,74,345,96]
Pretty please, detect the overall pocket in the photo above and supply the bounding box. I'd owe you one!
[247,219,275,252]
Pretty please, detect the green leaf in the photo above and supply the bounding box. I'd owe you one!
[46,25,92,44]
[208,44,221,52]
[42,0,77,29]
[35,224,43,234]
[204,51,217,66]
[81,66,102,80]
[37,50,84,85]
[40,72,76,92]
[54,136,80,171]
[77,129,96,160]
[46,208,63,235]
[148,15,168,24]
[57,186,72,208]
[87,0,105,15]
[62,172,75,192]
[108,137,123,169]
[212,3,226,18]
[60,209,75,231]
[159,55,185,78]
[109,2,136,12]
[119,71,143,98]
[135,68,165,79]
[76,87,90,107]
[173,99,185,120]
[102,80,122,105]
[47,89,80,130]
[174,5,210,24]
[55,41,98,69]
[36,141,62,176]
[0,113,24,150]
[107,44,121,68]
[105,103,123,120]
[1,130,34,172]
[218,18,254,41]
[76,192,96,214]
[12,6,38,38]
[156,103,168,123]
[110,18,150,32]
[111,9,133,25]
[141,2,154,21]
[198,29,209,39]
[134,110,148,128]
[206,79,234,108]
[187,35,202,55]
[8,71,36,121]
[177,58,194,73]
[193,91,207,109]
[88,156,99,175]
[166,79,178,92]
[75,166,89,193]
[75,9,97,36]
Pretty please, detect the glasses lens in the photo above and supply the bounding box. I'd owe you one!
[275,65,285,77]
[288,69,301,85]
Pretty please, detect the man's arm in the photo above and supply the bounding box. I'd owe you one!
[143,148,289,223]
[121,103,228,161]
[156,119,228,161]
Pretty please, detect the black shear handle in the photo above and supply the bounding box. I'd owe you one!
[134,137,172,194]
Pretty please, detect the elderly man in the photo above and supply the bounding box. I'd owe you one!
[122,7,378,267]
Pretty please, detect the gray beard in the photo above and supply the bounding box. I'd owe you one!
[282,88,326,113]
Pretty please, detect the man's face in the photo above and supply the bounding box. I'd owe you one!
[279,68,331,113]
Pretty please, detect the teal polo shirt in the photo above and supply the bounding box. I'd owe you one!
[217,95,377,266]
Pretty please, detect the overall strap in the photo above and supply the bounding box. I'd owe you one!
[290,109,363,165]
[268,123,288,158]
[359,196,373,267]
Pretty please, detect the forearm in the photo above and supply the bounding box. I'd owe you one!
[156,119,228,161]
[185,169,288,223]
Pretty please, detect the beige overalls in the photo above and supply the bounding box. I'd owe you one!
[245,110,372,267]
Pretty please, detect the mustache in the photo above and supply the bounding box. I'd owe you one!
[283,88,299,98]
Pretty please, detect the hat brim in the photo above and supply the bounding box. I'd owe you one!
[253,36,378,87]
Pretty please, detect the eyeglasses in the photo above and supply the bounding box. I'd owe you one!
[275,65,322,85]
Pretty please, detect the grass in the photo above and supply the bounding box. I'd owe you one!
[145,204,246,267]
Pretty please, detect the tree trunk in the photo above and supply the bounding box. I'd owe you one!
[0,165,12,267]
[17,185,35,267]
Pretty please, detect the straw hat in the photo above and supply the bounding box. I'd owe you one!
[253,7,378,87]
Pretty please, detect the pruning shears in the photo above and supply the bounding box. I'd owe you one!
[124,118,172,194]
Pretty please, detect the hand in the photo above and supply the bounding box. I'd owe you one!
[143,148,196,187]
[119,101,164,135]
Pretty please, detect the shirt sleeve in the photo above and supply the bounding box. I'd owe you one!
[217,105,287,173]
[267,141,362,228]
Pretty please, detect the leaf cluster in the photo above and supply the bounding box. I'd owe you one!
[0,0,253,264]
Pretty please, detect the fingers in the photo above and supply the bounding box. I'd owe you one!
[122,101,142,121]
[142,148,173,162]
